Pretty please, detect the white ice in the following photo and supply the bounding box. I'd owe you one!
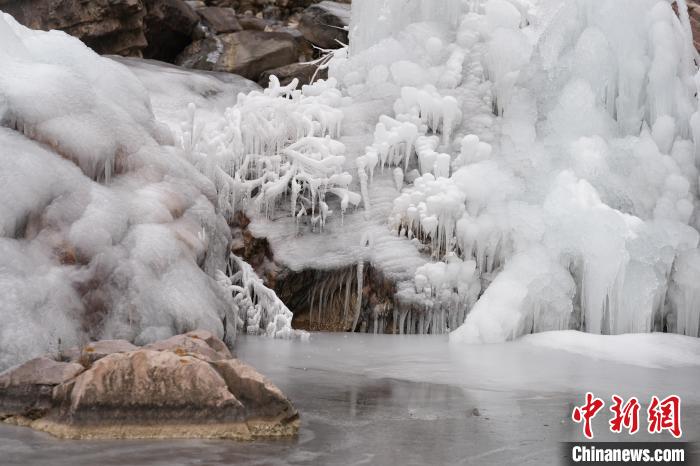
[3,0,700,370]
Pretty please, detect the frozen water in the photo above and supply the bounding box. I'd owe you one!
[0,14,246,368]
[2,332,700,466]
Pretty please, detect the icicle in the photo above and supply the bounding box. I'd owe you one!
[352,261,364,332]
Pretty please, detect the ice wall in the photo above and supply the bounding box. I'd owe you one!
[9,0,698,355]
[348,0,463,54]
[330,0,700,341]
[0,13,238,369]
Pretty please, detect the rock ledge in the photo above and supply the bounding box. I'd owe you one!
[0,330,298,440]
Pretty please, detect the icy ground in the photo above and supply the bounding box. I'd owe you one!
[2,332,699,466]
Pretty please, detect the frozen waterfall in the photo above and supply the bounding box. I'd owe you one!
[1,0,700,371]
[332,0,700,341]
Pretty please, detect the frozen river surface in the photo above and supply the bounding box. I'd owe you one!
[2,332,699,465]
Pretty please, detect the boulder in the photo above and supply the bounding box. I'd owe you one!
[212,359,297,423]
[687,1,700,51]
[145,330,233,361]
[37,350,250,439]
[0,0,148,56]
[298,1,350,49]
[73,340,139,366]
[198,7,243,34]
[209,0,351,19]
[259,62,327,87]
[0,358,84,419]
[236,14,270,31]
[176,30,299,80]
[267,24,315,60]
[0,331,298,440]
[143,0,200,61]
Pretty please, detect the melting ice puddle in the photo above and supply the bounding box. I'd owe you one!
[2,332,699,465]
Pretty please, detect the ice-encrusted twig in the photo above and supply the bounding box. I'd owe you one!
[220,254,309,340]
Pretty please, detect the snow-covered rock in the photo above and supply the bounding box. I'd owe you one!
[0,12,238,370]
[176,30,300,80]
[298,1,351,49]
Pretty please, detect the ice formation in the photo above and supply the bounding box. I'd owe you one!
[217,255,307,339]
[151,0,700,342]
[329,0,700,341]
[3,0,700,365]
[0,13,248,369]
[187,76,360,231]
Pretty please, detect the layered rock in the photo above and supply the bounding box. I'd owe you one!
[64,340,139,366]
[143,0,200,61]
[0,0,148,56]
[259,61,328,87]
[0,0,353,78]
[215,0,350,19]
[298,1,350,49]
[687,1,700,51]
[0,331,298,440]
[197,6,243,34]
[176,30,299,80]
[0,359,84,420]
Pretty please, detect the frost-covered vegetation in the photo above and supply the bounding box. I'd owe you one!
[1,0,700,369]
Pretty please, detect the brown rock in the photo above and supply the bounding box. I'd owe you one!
[211,359,297,423]
[145,330,232,361]
[237,14,270,31]
[75,340,139,366]
[2,331,298,440]
[266,24,315,60]
[50,349,244,429]
[176,30,299,80]
[298,1,349,49]
[0,358,84,419]
[186,329,234,357]
[198,7,243,34]
[0,0,148,56]
[259,62,328,87]
[143,0,200,61]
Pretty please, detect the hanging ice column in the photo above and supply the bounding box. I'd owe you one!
[451,0,700,342]
[342,0,700,340]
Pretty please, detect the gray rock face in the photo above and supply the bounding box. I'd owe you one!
[0,0,200,59]
[298,1,350,49]
[0,331,298,440]
[259,62,328,87]
[0,358,84,419]
[198,7,243,34]
[0,0,148,56]
[213,0,350,18]
[236,14,270,31]
[176,30,299,80]
[143,0,200,61]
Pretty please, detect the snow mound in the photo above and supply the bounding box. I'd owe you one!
[0,13,238,369]
[519,330,700,369]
